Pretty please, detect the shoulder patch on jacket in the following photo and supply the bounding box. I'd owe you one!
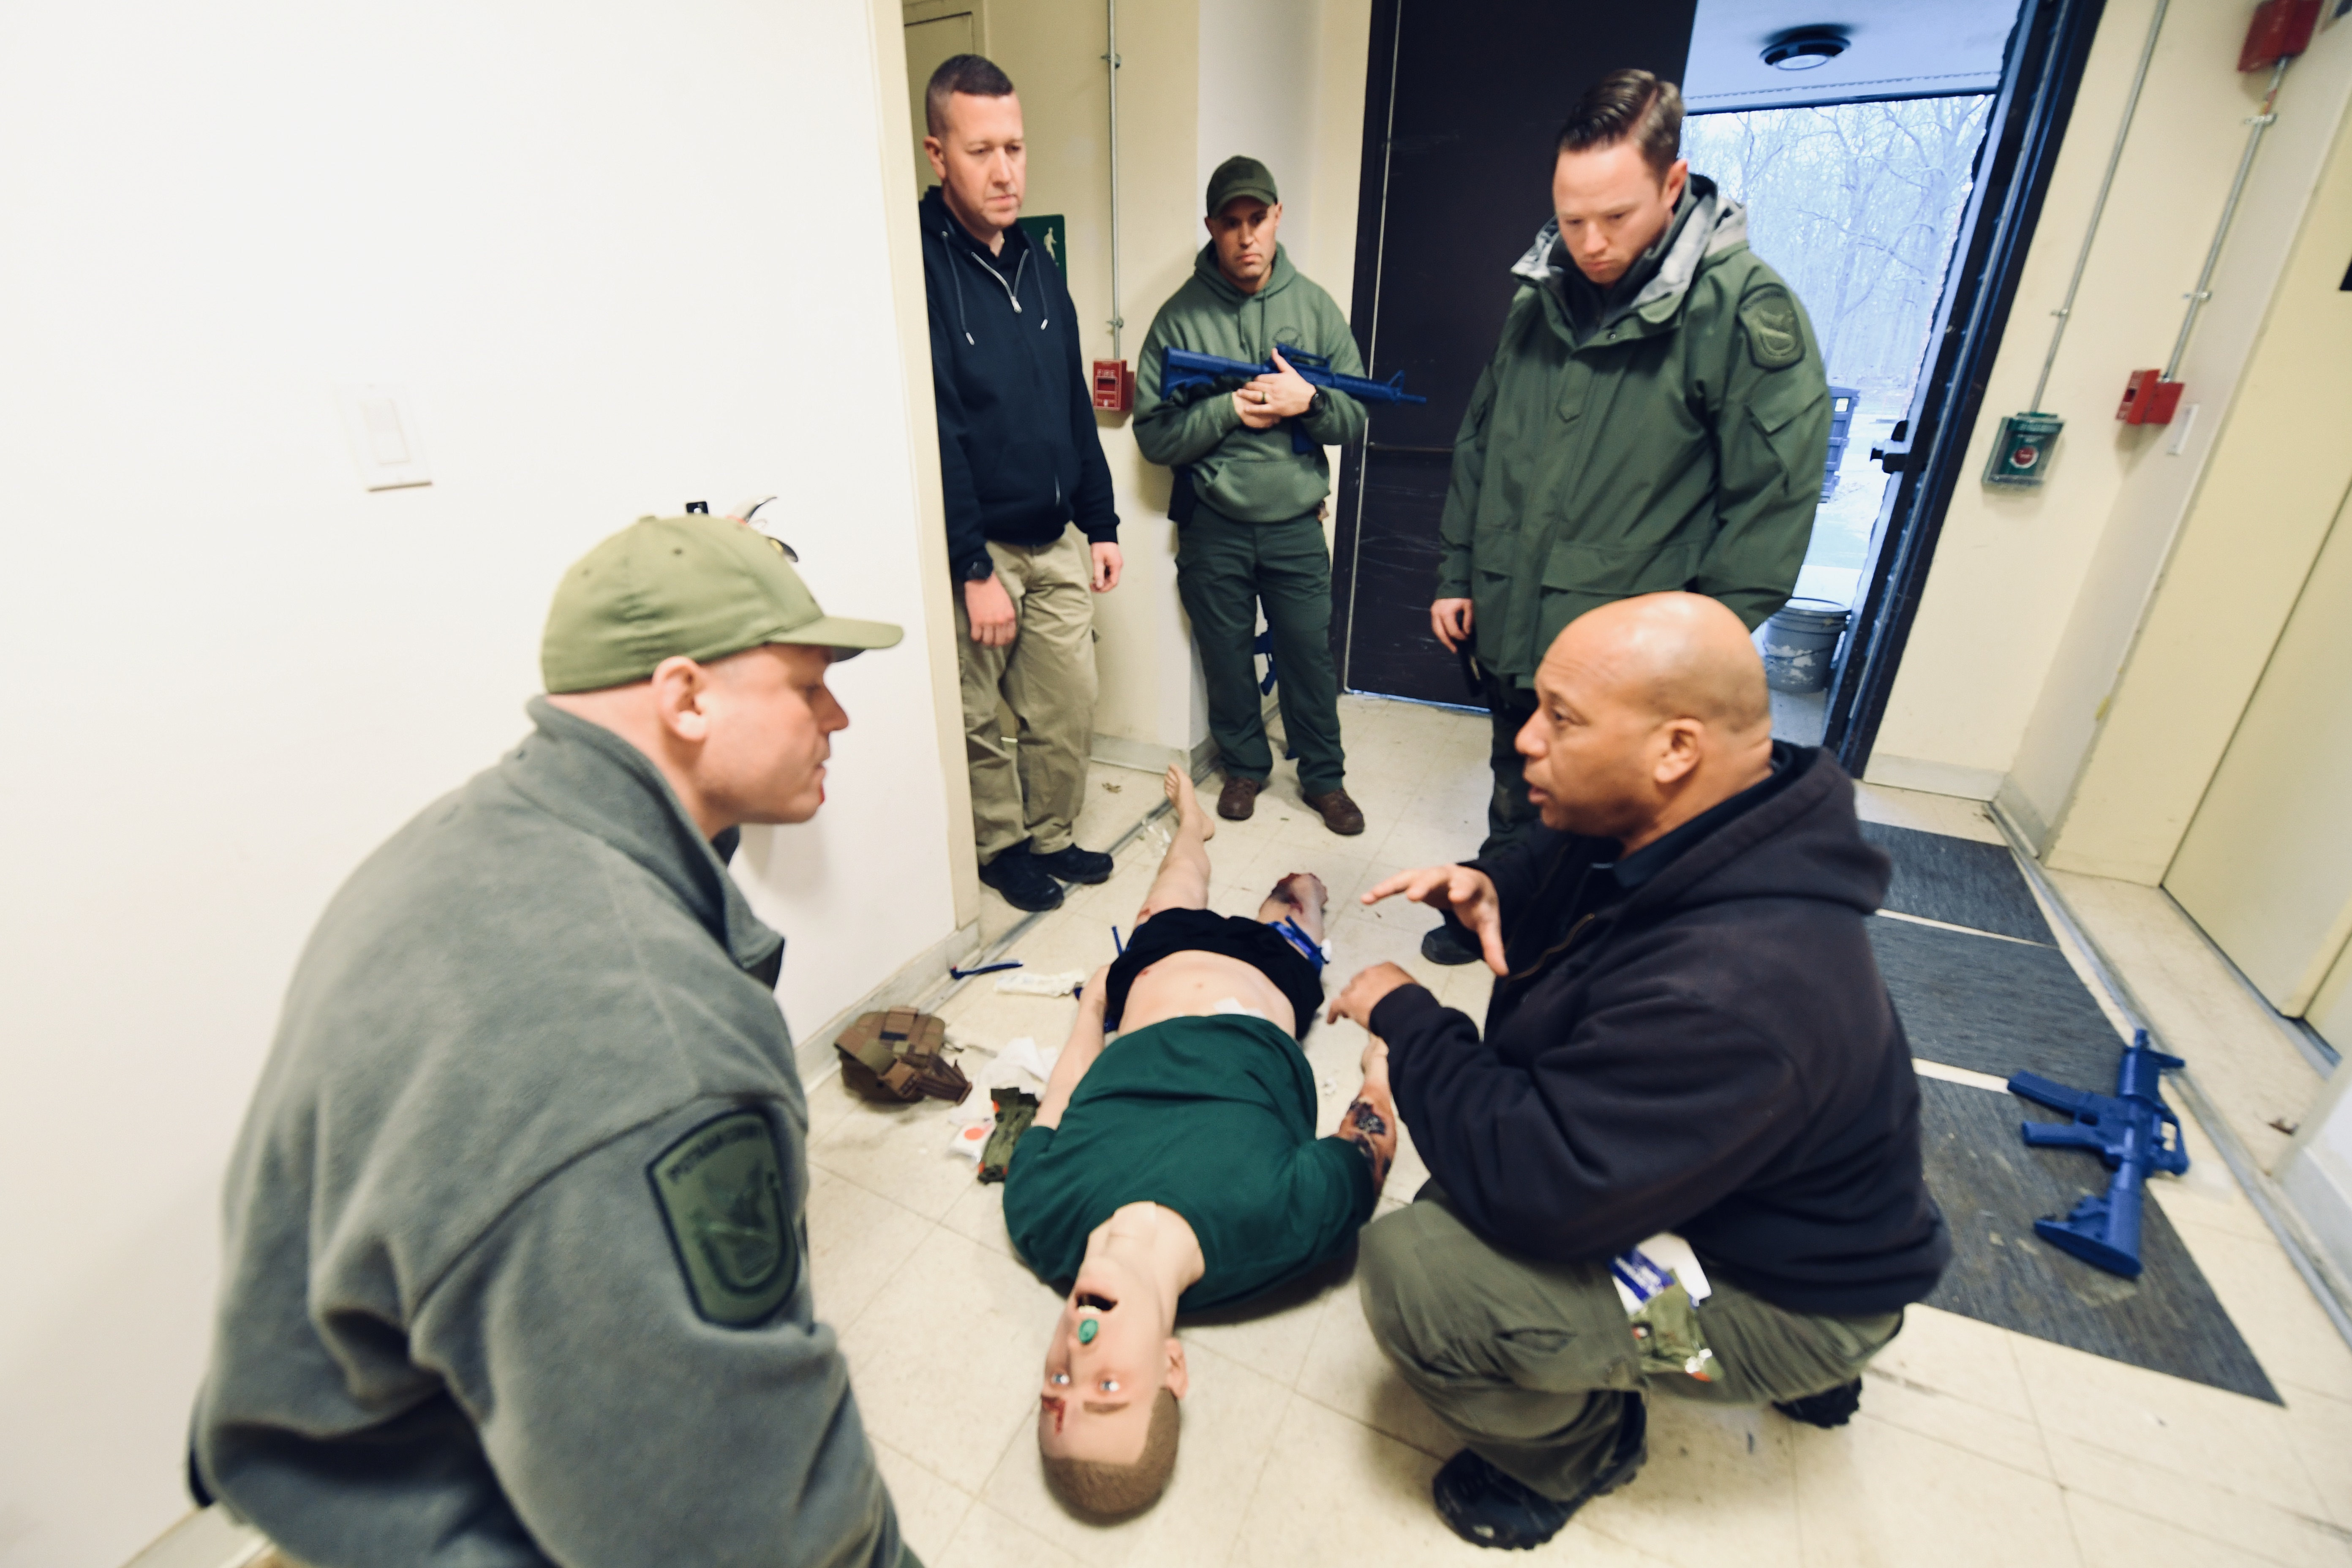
[648,1110,797,1327]
[1739,287,1805,371]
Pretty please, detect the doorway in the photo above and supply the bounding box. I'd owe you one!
[902,1,983,198]
[1331,0,2109,773]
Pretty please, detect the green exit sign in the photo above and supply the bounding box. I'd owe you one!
[1018,214,1067,278]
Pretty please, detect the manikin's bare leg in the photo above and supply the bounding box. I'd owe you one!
[1135,765,1215,923]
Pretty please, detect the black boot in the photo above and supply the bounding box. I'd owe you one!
[977,843,1064,912]
[1420,920,1484,966]
[1774,1377,1863,1429]
[1032,844,1114,885]
[1432,1395,1646,1550]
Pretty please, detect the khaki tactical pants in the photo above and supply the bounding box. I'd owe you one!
[1359,1185,1902,1501]
[955,528,1097,864]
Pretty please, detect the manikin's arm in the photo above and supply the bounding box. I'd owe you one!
[1337,1039,1401,1191]
[1034,965,1113,1131]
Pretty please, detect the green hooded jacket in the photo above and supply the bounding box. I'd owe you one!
[1440,176,1829,681]
[1134,243,1368,522]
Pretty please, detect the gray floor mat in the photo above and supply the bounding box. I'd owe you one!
[1862,821,2055,945]
[1917,1076,2278,1404]
[1868,917,2125,1086]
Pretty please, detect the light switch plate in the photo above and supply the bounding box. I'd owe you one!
[334,384,433,490]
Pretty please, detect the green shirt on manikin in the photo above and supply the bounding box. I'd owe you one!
[1002,1015,1376,1311]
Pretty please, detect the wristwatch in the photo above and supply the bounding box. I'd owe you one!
[962,558,996,583]
[1306,388,1328,421]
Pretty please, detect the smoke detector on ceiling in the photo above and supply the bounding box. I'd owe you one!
[1763,27,1850,71]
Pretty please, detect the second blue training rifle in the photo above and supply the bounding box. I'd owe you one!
[1160,346,1426,453]
[2006,1029,2189,1277]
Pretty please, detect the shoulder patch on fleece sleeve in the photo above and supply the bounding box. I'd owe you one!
[648,1109,797,1328]
[1739,286,1805,371]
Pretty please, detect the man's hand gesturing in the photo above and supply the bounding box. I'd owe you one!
[1363,864,1508,975]
[1326,961,1418,1030]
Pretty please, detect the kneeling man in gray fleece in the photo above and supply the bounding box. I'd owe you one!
[192,515,920,1568]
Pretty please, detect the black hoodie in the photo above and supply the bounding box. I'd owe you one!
[919,187,1119,583]
[1369,747,1949,1316]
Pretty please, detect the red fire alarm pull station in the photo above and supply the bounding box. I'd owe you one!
[2117,369,2184,426]
[2239,0,2319,73]
[1091,359,1134,414]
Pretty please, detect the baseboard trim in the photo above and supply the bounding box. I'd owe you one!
[1990,779,2051,857]
[1862,753,2004,801]
[792,919,981,1084]
[1089,730,1218,779]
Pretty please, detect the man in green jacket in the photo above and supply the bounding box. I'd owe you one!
[194,516,920,1568]
[1135,155,1369,837]
[1424,70,1828,964]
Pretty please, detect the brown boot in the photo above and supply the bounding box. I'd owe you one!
[1305,788,1366,836]
[1218,775,1263,820]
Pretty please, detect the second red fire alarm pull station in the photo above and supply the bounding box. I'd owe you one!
[1091,359,1133,414]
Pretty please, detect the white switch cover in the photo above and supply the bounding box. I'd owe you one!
[334,384,433,490]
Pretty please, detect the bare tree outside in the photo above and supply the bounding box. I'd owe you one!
[1683,96,1993,590]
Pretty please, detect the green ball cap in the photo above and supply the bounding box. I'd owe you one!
[1206,154,1278,215]
[542,514,903,694]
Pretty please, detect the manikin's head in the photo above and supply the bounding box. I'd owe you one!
[1203,156,1284,294]
[1551,69,1689,288]
[1037,1253,1188,1518]
[1516,592,1773,849]
[924,54,1025,240]
[539,515,900,838]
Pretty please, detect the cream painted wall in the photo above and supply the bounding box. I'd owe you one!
[973,0,1371,768]
[2041,60,2352,882]
[0,2,961,1563]
[1868,0,2351,810]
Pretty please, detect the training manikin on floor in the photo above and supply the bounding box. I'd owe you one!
[801,695,2352,1568]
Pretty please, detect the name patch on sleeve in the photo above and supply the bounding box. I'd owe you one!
[648,1109,797,1327]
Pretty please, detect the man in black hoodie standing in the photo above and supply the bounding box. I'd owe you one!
[920,54,1122,913]
[1328,592,1946,1551]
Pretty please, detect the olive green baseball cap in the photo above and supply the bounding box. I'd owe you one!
[1206,155,1279,215]
[541,514,902,693]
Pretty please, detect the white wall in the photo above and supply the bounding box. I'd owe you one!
[0,3,960,1563]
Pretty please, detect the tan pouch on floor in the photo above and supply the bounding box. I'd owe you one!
[836,1007,971,1105]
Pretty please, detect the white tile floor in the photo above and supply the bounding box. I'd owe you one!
[803,696,2352,1568]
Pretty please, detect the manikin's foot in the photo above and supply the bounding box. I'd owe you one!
[1165,764,1215,841]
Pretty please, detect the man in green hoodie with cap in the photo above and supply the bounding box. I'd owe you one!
[1420,69,1829,966]
[1135,155,1369,838]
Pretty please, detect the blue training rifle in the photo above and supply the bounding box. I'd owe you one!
[2006,1029,2189,1277]
[1160,346,1426,453]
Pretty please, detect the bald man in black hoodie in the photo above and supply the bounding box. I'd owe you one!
[1328,592,1947,1552]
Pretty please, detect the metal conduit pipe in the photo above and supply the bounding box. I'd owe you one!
[2028,0,2170,413]
[2165,56,2290,381]
[1104,0,1124,360]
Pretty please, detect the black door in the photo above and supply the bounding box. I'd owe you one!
[1333,0,1698,705]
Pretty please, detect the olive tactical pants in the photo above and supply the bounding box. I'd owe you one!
[955,528,1097,864]
[1359,1186,1903,1501]
[1176,505,1346,796]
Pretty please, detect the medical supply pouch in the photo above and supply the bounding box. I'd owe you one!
[977,1086,1039,1183]
[836,1007,970,1105]
[1612,1233,1718,1383]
